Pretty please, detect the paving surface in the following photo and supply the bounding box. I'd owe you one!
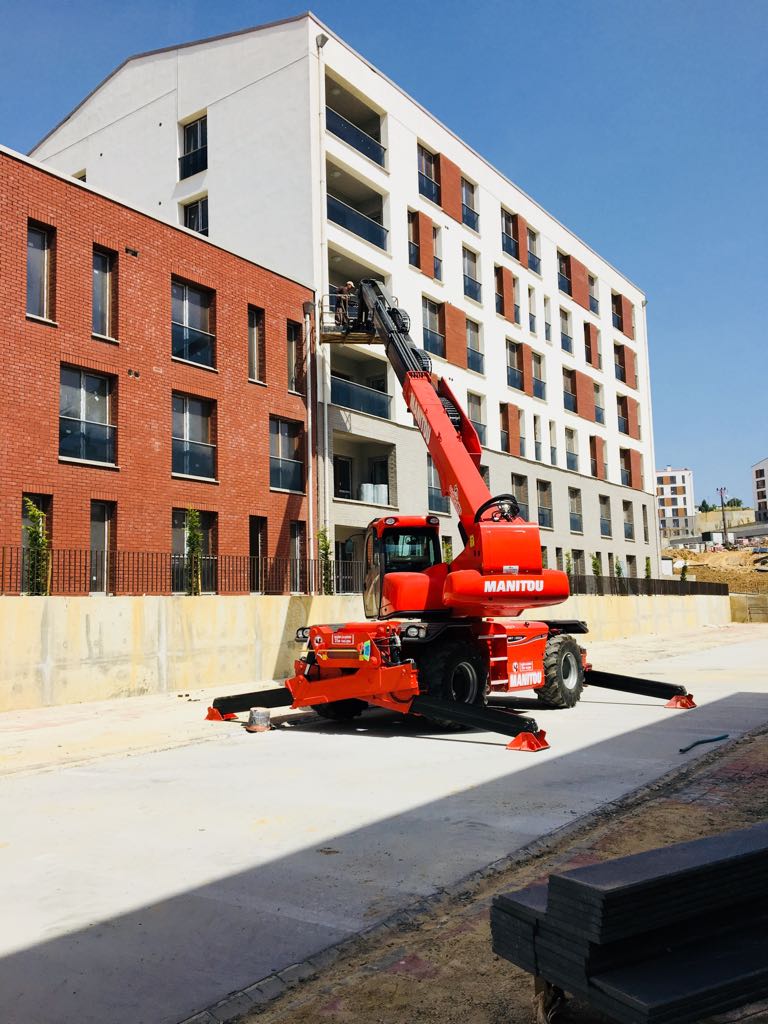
[0,624,766,1024]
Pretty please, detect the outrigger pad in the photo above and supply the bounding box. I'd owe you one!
[507,730,549,752]
[205,707,238,721]
[665,694,697,709]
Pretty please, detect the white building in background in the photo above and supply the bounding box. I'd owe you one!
[31,12,660,578]
[655,466,695,541]
[753,458,768,523]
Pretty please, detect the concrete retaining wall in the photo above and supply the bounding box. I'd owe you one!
[0,591,732,712]
[730,593,768,623]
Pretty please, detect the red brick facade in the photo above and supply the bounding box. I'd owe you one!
[574,370,596,422]
[442,302,467,368]
[629,449,643,490]
[501,403,521,456]
[0,152,313,589]
[623,344,637,389]
[626,395,641,440]
[415,211,435,278]
[569,255,590,310]
[584,322,600,370]
[436,153,462,223]
[497,266,517,324]
[619,294,635,340]
[512,214,528,269]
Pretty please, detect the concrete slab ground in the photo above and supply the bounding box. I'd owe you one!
[0,624,766,1024]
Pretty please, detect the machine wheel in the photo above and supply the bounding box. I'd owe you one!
[314,699,368,722]
[536,635,584,709]
[418,641,488,706]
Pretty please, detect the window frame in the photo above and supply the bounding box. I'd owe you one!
[27,223,53,321]
[171,392,216,480]
[59,365,116,466]
[92,246,117,340]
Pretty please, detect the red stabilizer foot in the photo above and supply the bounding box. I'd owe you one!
[507,730,549,752]
[205,707,238,721]
[665,694,697,709]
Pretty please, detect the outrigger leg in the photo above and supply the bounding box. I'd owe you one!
[584,670,696,709]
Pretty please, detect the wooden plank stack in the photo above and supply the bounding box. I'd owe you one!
[491,822,768,1024]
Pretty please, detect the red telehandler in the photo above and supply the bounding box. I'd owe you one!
[209,281,695,748]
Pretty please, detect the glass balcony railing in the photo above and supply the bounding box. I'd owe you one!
[270,456,303,492]
[550,446,557,465]
[545,322,551,341]
[535,441,543,461]
[570,512,583,533]
[595,405,605,424]
[538,507,553,529]
[618,415,629,434]
[564,391,577,412]
[495,293,503,315]
[589,295,599,314]
[59,419,116,464]
[501,232,519,259]
[172,438,215,479]
[613,311,622,329]
[172,322,215,367]
[600,517,612,538]
[467,348,485,374]
[533,377,546,400]
[615,363,626,382]
[621,468,631,485]
[558,273,571,295]
[325,107,385,165]
[428,486,450,514]
[462,204,479,231]
[327,194,387,249]
[331,375,391,419]
[529,313,536,333]
[624,522,635,540]
[463,275,482,302]
[500,429,509,453]
[408,240,419,267]
[423,327,445,357]
[514,303,520,324]
[471,420,487,445]
[179,146,207,180]
[433,255,442,280]
[507,366,523,390]
[566,451,578,471]
[561,332,573,353]
[418,172,441,204]
[528,252,541,274]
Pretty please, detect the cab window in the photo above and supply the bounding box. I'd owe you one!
[382,530,440,573]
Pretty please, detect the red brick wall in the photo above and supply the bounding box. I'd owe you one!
[0,152,313,577]
[584,323,600,369]
[619,295,635,340]
[520,343,534,397]
[592,435,606,479]
[504,403,522,456]
[512,214,529,269]
[623,344,637,388]
[498,266,516,323]
[442,302,467,368]
[574,371,596,422]
[416,212,434,278]
[436,154,462,223]
[626,396,640,439]
[629,449,643,490]
[570,256,590,310]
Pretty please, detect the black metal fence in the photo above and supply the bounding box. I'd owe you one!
[569,574,728,597]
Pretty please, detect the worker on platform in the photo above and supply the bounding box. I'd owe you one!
[335,281,355,327]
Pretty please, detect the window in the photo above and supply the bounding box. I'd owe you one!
[588,274,599,314]
[461,178,479,230]
[518,408,526,458]
[417,144,440,203]
[183,196,208,236]
[541,546,548,568]
[499,405,510,453]
[501,209,518,259]
[569,488,583,533]
[333,455,353,499]
[511,474,529,520]
[611,292,623,330]
[556,547,564,571]
[594,382,605,424]
[533,415,542,462]
[407,211,419,267]
[642,504,649,543]
[563,368,577,413]
[507,340,523,390]
[171,280,214,367]
[179,115,207,179]
[617,395,629,434]
[59,366,115,464]
[527,228,541,273]
[479,464,490,488]
[287,320,304,392]
[249,516,267,592]
[528,286,537,334]
[626,555,637,578]
[172,508,217,593]
[544,296,552,342]
[463,247,481,301]
[599,495,612,537]
[585,325,600,367]
[427,454,449,513]
[90,500,115,594]
[466,318,483,373]
[290,522,307,592]
[27,223,53,319]
[549,420,557,465]
[270,417,303,492]
[432,225,442,280]
[467,393,485,444]
[532,351,546,399]
[422,296,444,356]
[560,308,573,352]
[557,252,571,294]
[92,249,118,341]
[614,343,626,382]
[537,480,553,529]
[572,549,586,575]
[172,393,215,479]
[565,428,578,471]
[623,500,635,540]
[248,306,265,382]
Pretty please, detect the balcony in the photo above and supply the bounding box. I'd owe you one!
[538,506,553,529]
[408,241,419,267]
[325,107,385,165]
[471,420,487,445]
[615,362,626,382]
[462,204,479,231]
[270,456,303,492]
[570,512,583,533]
[428,486,450,514]
[618,415,629,434]
[172,322,215,368]
[545,322,551,342]
[419,172,441,204]
[179,146,207,180]
[507,366,523,390]
[59,419,116,464]
[613,311,622,329]
[600,517,612,538]
[327,194,387,249]
[558,273,572,295]
[464,275,482,302]
[433,256,442,280]
[331,375,391,419]
[595,405,605,424]
[172,438,215,479]
[529,313,536,333]
[502,233,519,259]
[423,327,445,357]
[589,295,599,314]
[528,252,541,274]
[561,332,573,353]
[495,293,503,315]
[533,377,546,400]
[333,435,393,505]
[621,468,631,485]
[566,451,578,471]
[624,521,635,540]
[535,441,543,461]
[500,429,509,453]
[564,391,577,413]
[467,348,485,374]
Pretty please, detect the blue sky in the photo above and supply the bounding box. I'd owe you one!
[1,0,765,503]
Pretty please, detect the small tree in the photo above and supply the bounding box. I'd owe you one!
[590,552,601,577]
[185,508,203,596]
[615,558,624,578]
[725,497,743,508]
[698,499,713,513]
[645,556,652,580]
[680,562,688,583]
[23,497,51,596]
[317,526,334,596]
[565,551,573,578]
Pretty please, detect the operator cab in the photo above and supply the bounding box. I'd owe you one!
[363,515,447,619]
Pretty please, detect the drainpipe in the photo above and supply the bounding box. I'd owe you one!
[315,32,332,538]
[303,301,315,564]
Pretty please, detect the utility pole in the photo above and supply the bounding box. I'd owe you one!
[716,486,728,547]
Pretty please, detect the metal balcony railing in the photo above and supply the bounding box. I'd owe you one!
[545,322,551,341]
[428,486,450,514]
[471,420,487,445]
[535,441,543,461]
[423,327,445,357]
[613,311,622,329]
[464,275,482,302]
[600,517,612,537]
[418,172,440,204]
[624,522,635,540]
[500,429,510,453]
[179,146,207,179]
[528,252,541,274]
[462,204,479,231]
[467,348,485,373]
[327,195,387,249]
[325,107,385,165]
[591,457,598,476]
[621,468,631,485]
[514,303,521,324]
[495,293,504,315]
[529,313,536,333]
[172,438,216,479]
[533,377,546,400]
[561,332,573,353]
[538,507,553,529]
[433,256,442,280]
[330,375,391,419]
[566,451,578,471]
[172,322,215,367]
[589,295,599,314]
[558,273,571,295]
[595,405,605,424]
[269,456,303,492]
[408,240,419,267]
[615,362,626,382]
[618,415,629,434]
[501,232,519,259]
[59,419,116,464]
[507,366,523,390]
[563,391,577,412]
[570,512,583,533]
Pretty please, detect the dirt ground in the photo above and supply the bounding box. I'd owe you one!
[664,547,768,594]
[246,730,768,1024]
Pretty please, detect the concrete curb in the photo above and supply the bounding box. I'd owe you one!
[176,720,768,1024]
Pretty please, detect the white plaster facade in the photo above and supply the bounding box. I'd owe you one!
[32,13,660,577]
[655,466,695,540]
[753,458,768,523]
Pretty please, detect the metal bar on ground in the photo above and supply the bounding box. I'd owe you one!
[584,670,690,700]
[211,686,293,715]
[410,695,540,738]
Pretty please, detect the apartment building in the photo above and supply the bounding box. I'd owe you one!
[655,466,695,541]
[31,12,660,577]
[753,458,768,523]
[0,146,312,593]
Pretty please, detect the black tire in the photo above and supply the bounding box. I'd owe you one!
[314,699,368,722]
[536,635,584,709]
[417,641,488,706]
